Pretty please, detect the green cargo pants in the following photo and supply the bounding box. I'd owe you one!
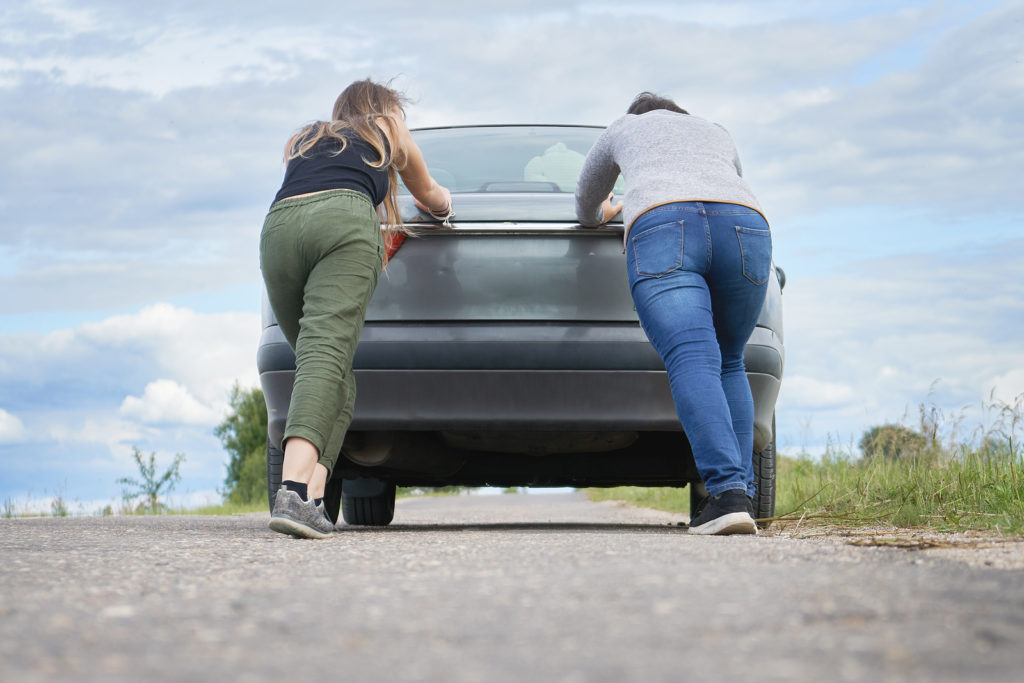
[259,189,383,478]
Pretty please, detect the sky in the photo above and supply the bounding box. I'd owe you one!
[1,0,1022,512]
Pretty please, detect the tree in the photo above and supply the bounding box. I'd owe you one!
[858,424,928,462]
[216,383,268,504]
[118,447,185,513]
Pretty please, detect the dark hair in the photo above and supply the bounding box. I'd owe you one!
[627,92,689,116]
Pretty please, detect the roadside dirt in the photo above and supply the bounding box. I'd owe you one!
[596,498,1024,570]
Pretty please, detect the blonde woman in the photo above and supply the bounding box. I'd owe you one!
[261,79,451,538]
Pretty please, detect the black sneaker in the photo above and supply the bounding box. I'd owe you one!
[688,489,757,535]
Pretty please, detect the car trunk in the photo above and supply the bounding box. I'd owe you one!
[371,193,633,323]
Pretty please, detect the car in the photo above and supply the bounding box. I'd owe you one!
[257,124,785,527]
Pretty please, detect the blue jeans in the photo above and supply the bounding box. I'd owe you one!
[626,202,771,498]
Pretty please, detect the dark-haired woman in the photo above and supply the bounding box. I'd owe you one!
[261,79,451,538]
[576,92,771,535]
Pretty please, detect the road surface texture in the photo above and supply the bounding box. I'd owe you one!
[2,492,1023,682]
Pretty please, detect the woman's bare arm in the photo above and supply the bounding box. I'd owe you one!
[386,116,451,214]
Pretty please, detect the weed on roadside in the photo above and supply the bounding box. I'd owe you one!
[587,392,1024,536]
[772,393,1023,534]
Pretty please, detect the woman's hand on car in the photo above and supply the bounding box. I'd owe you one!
[601,193,623,223]
[413,182,452,217]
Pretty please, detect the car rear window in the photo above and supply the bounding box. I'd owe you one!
[400,126,624,195]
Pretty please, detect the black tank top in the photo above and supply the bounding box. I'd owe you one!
[273,131,390,206]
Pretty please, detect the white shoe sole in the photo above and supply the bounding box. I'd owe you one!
[269,514,334,539]
[688,511,758,535]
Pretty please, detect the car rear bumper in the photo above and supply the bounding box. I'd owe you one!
[258,321,783,452]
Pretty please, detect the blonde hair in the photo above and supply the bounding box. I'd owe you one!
[284,79,410,242]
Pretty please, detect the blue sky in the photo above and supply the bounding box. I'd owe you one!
[1,0,1022,511]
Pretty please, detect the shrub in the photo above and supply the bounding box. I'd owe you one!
[117,447,185,513]
[858,424,928,462]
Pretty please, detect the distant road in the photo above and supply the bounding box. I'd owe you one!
[2,493,1023,682]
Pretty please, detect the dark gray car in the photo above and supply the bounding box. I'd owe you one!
[257,125,785,526]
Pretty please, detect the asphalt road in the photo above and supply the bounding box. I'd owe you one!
[2,492,1023,682]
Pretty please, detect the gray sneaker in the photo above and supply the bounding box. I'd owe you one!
[269,487,335,539]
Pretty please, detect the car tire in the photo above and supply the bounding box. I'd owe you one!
[266,441,284,513]
[341,477,396,526]
[688,480,709,522]
[322,477,342,525]
[752,415,777,528]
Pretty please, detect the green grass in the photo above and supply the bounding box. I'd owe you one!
[586,451,1024,535]
[177,501,269,515]
[587,486,692,514]
[587,394,1024,535]
[774,449,1024,534]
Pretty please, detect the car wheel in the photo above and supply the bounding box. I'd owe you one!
[688,480,709,522]
[752,415,777,528]
[266,441,284,513]
[322,477,342,525]
[341,477,396,526]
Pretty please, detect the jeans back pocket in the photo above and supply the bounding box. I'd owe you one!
[734,225,772,285]
[632,222,683,278]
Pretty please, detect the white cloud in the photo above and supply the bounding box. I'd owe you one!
[119,379,222,426]
[74,303,261,407]
[987,369,1024,406]
[48,418,149,454]
[0,409,26,443]
[779,376,856,409]
[750,3,1024,218]
[0,0,100,44]
[775,238,1024,451]
[12,27,369,97]
[1,303,260,455]
[0,302,261,502]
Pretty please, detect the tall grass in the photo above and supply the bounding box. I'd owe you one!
[180,500,268,516]
[587,486,690,512]
[588,392,1024,535]
[777,448,1023,533]
[776,393,1024,534]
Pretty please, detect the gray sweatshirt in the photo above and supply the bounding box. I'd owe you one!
[575,110,763,239]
